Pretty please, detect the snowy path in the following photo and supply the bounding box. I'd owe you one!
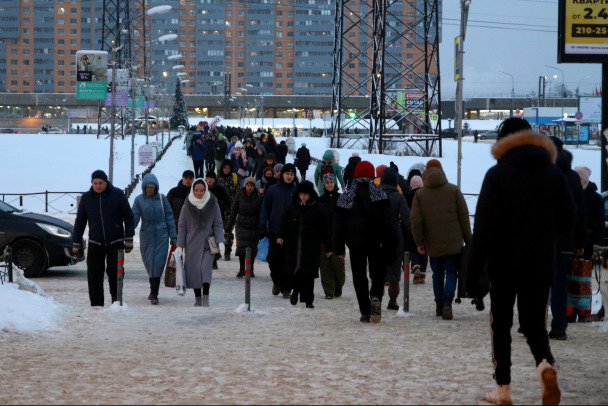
[1,252,607,405]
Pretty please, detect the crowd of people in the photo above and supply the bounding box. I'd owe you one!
[71,118,605,406]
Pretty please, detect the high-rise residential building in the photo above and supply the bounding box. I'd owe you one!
[0,0,442,96]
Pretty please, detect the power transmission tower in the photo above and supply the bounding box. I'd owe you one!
[330,0,442,156]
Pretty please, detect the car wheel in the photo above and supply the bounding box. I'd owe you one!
[11,239,48,278]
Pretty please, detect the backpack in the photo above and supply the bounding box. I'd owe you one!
[320,162,333,178]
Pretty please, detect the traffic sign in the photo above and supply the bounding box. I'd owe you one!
[575,111,583,120]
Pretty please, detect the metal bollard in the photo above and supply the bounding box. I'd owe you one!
[117,249,125,306]
[245,248,252,311]
[6,247,13,283]
[403,251,410,312]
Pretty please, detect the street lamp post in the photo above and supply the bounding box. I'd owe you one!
[498,70,514,118]
[545,65,565,119]
[455,0,471,190]
[576,76,590,97]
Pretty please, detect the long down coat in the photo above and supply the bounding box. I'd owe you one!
[226,187,263,257]
[177,190,225,287]
[132,174,177,278]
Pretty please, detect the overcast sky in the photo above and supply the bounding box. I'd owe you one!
[439,0,603,99]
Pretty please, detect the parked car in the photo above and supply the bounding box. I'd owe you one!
[0,128,20,134]
[0,200,85,277]
[40,128,63,134]
[441,128,458,139]
[477,130,498,140]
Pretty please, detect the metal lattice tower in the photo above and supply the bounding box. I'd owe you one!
[98,0,146,137]
[330,0,442,156]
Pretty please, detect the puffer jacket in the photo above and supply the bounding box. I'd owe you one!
[226,188,263,257]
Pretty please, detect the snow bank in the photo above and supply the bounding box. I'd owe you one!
[0,282,62,333]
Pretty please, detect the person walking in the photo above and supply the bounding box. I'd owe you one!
[214,134,228,172]
[252,144,267,180]
[466,118,576,405]
[379,167,410,311]
[166,170,194,233]
[277,140,289,164]
[335,161,399,323]
[548,136,586,341]
[205,171,231,269]
[410,159,472,320]
[278,180,333,309]
[225,177,262,278]
[295,142,311,181]
[256,166,278,195]
[187,134,207,179]
[217,159,240,261]
[259,163,298,298]
[574,166,604,260]
[318,173,345,299]
[132,174,177,305]
[205,132,216,172]
[342,152,361,188]
[314,149,346,196]
[176,178,225,307]
[230,141,250,187]
[73,170,135,307]
[405,175,428,284]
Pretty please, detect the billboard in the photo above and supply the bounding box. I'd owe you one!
[76,50,108,99]
[558,0,608,63]
[579,96,602,123]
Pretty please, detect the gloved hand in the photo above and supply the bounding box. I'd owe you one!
[218,242,225,253]
[174,247,184,257]
[170,237,177,247]
[72,245,81,258]
[124,240,134,253]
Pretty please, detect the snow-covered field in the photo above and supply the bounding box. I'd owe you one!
[0,131,606,404]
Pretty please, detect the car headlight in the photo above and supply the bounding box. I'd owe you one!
[36,223,72,238]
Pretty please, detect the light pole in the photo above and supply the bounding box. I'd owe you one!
[455,0,471,190]
[498,70,514,118]
[545,65,565,119]
[576,76,590,97]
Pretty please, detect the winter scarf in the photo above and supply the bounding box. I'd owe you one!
[233,148,247,166]
[188,178,211,210]
[337,177,387,209]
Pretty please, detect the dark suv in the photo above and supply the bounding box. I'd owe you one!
[0,200,85,277]
[441,128,458,139]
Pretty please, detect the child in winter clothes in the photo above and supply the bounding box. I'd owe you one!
[277,180,333,308]
[318,174,345,299]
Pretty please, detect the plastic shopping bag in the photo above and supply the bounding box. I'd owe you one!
[256,237,269,262]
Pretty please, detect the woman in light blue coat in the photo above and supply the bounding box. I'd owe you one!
[132,173,177,305]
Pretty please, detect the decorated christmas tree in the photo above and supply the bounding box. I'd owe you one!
[169,78,189,129]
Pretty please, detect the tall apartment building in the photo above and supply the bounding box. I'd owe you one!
[0,0,442,96]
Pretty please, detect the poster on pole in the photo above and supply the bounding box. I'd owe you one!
[558,0,608,63]
[76,50,108,99]
[579,96,602,123]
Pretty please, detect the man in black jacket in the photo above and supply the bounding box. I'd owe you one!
[73,170,135,307]
[277,140,288,164]
[166,170,194,233]
[295,143,311,181]
[467,118,575,405]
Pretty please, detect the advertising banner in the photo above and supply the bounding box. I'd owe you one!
[559,0,608,62]
[579,96,602,123]
[76,50,108,99]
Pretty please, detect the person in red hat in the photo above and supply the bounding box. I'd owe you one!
[334,160,400,323]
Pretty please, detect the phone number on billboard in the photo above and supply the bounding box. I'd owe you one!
[572,24,608,37]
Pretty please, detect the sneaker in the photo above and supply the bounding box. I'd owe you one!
[548,330,567,340]
[334,286,342,298]
[370,296,382,323]
[386,300,399,311]
[150,295,159,305]
[282,290,291,299]
[484,384,513,406]
[290,292,298,305]
[272,285,280,296]
[360,314,371,323]
[306,302,314,309]
[537,359,561,405]
[325,294,334,300]
[236,270,245,278]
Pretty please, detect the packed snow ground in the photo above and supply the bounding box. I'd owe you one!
[0,131,607,404]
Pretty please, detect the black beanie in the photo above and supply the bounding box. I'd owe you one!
[281,163,297,175]
[91,169,108,182]
[297,180,315,195]
[380,167,398,187]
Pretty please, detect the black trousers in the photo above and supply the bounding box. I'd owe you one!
[268,234,287,291]
[349,247,386,316]
[292,270,315,304]
[149,277,161,296]
[87,243,121,306]
[489,276,555,385]
[206,159,215,173]
[299,169,307,181]
[193,160,205,178]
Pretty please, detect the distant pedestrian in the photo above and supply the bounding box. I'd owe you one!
[225,177,262,278]
[573,166,604,260]
[467,118,575,405]
[217,159,240,261]
[176,178,225,307]
[230,141,250,187]
[474,130,479,143]
[187,134,207,178]
[256,166,277,195]
[278,180,333,309]
[295,142,311,181]
[214,134,228,171]
[205,170,232,270]
[205,132,216,172]
[342,152,361,188]
[405,175,428,284]
[166,170,194,234]
[318,173,345,299]
[252,144,267,180]
[76,125,80,134]
[314,150,346,196]
[277,140,288,164]
[410,159,472,320]
[132,174,177,305]
[335,161,400,323]
[73,170,135,307]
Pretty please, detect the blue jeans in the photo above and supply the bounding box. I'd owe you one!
[429,254,459,304]
[550,253,571,332]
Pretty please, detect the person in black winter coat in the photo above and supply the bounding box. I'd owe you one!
[253,144,267,180]
[166,170,195,232]
[264,133,279,158]
[225,177,263,278]
[318,173,345,299]
[277,180,333,308]
[342,152,361,188]
[277,140,289,164]
[574,166,605,260]
[549,136,586,341]
[73,170,135,307]
[334,161,400,323]
[187,135,207,178]
[295,143,311,181]
[466,118,576,405]
[389,161,410,196]
[214,134,228,170]
[379,167,410,310]
[205,134,216,172]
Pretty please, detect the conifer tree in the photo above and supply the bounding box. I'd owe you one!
[169,78,188,129]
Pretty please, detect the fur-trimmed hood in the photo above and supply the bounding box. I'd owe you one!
[491,130,557,163]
